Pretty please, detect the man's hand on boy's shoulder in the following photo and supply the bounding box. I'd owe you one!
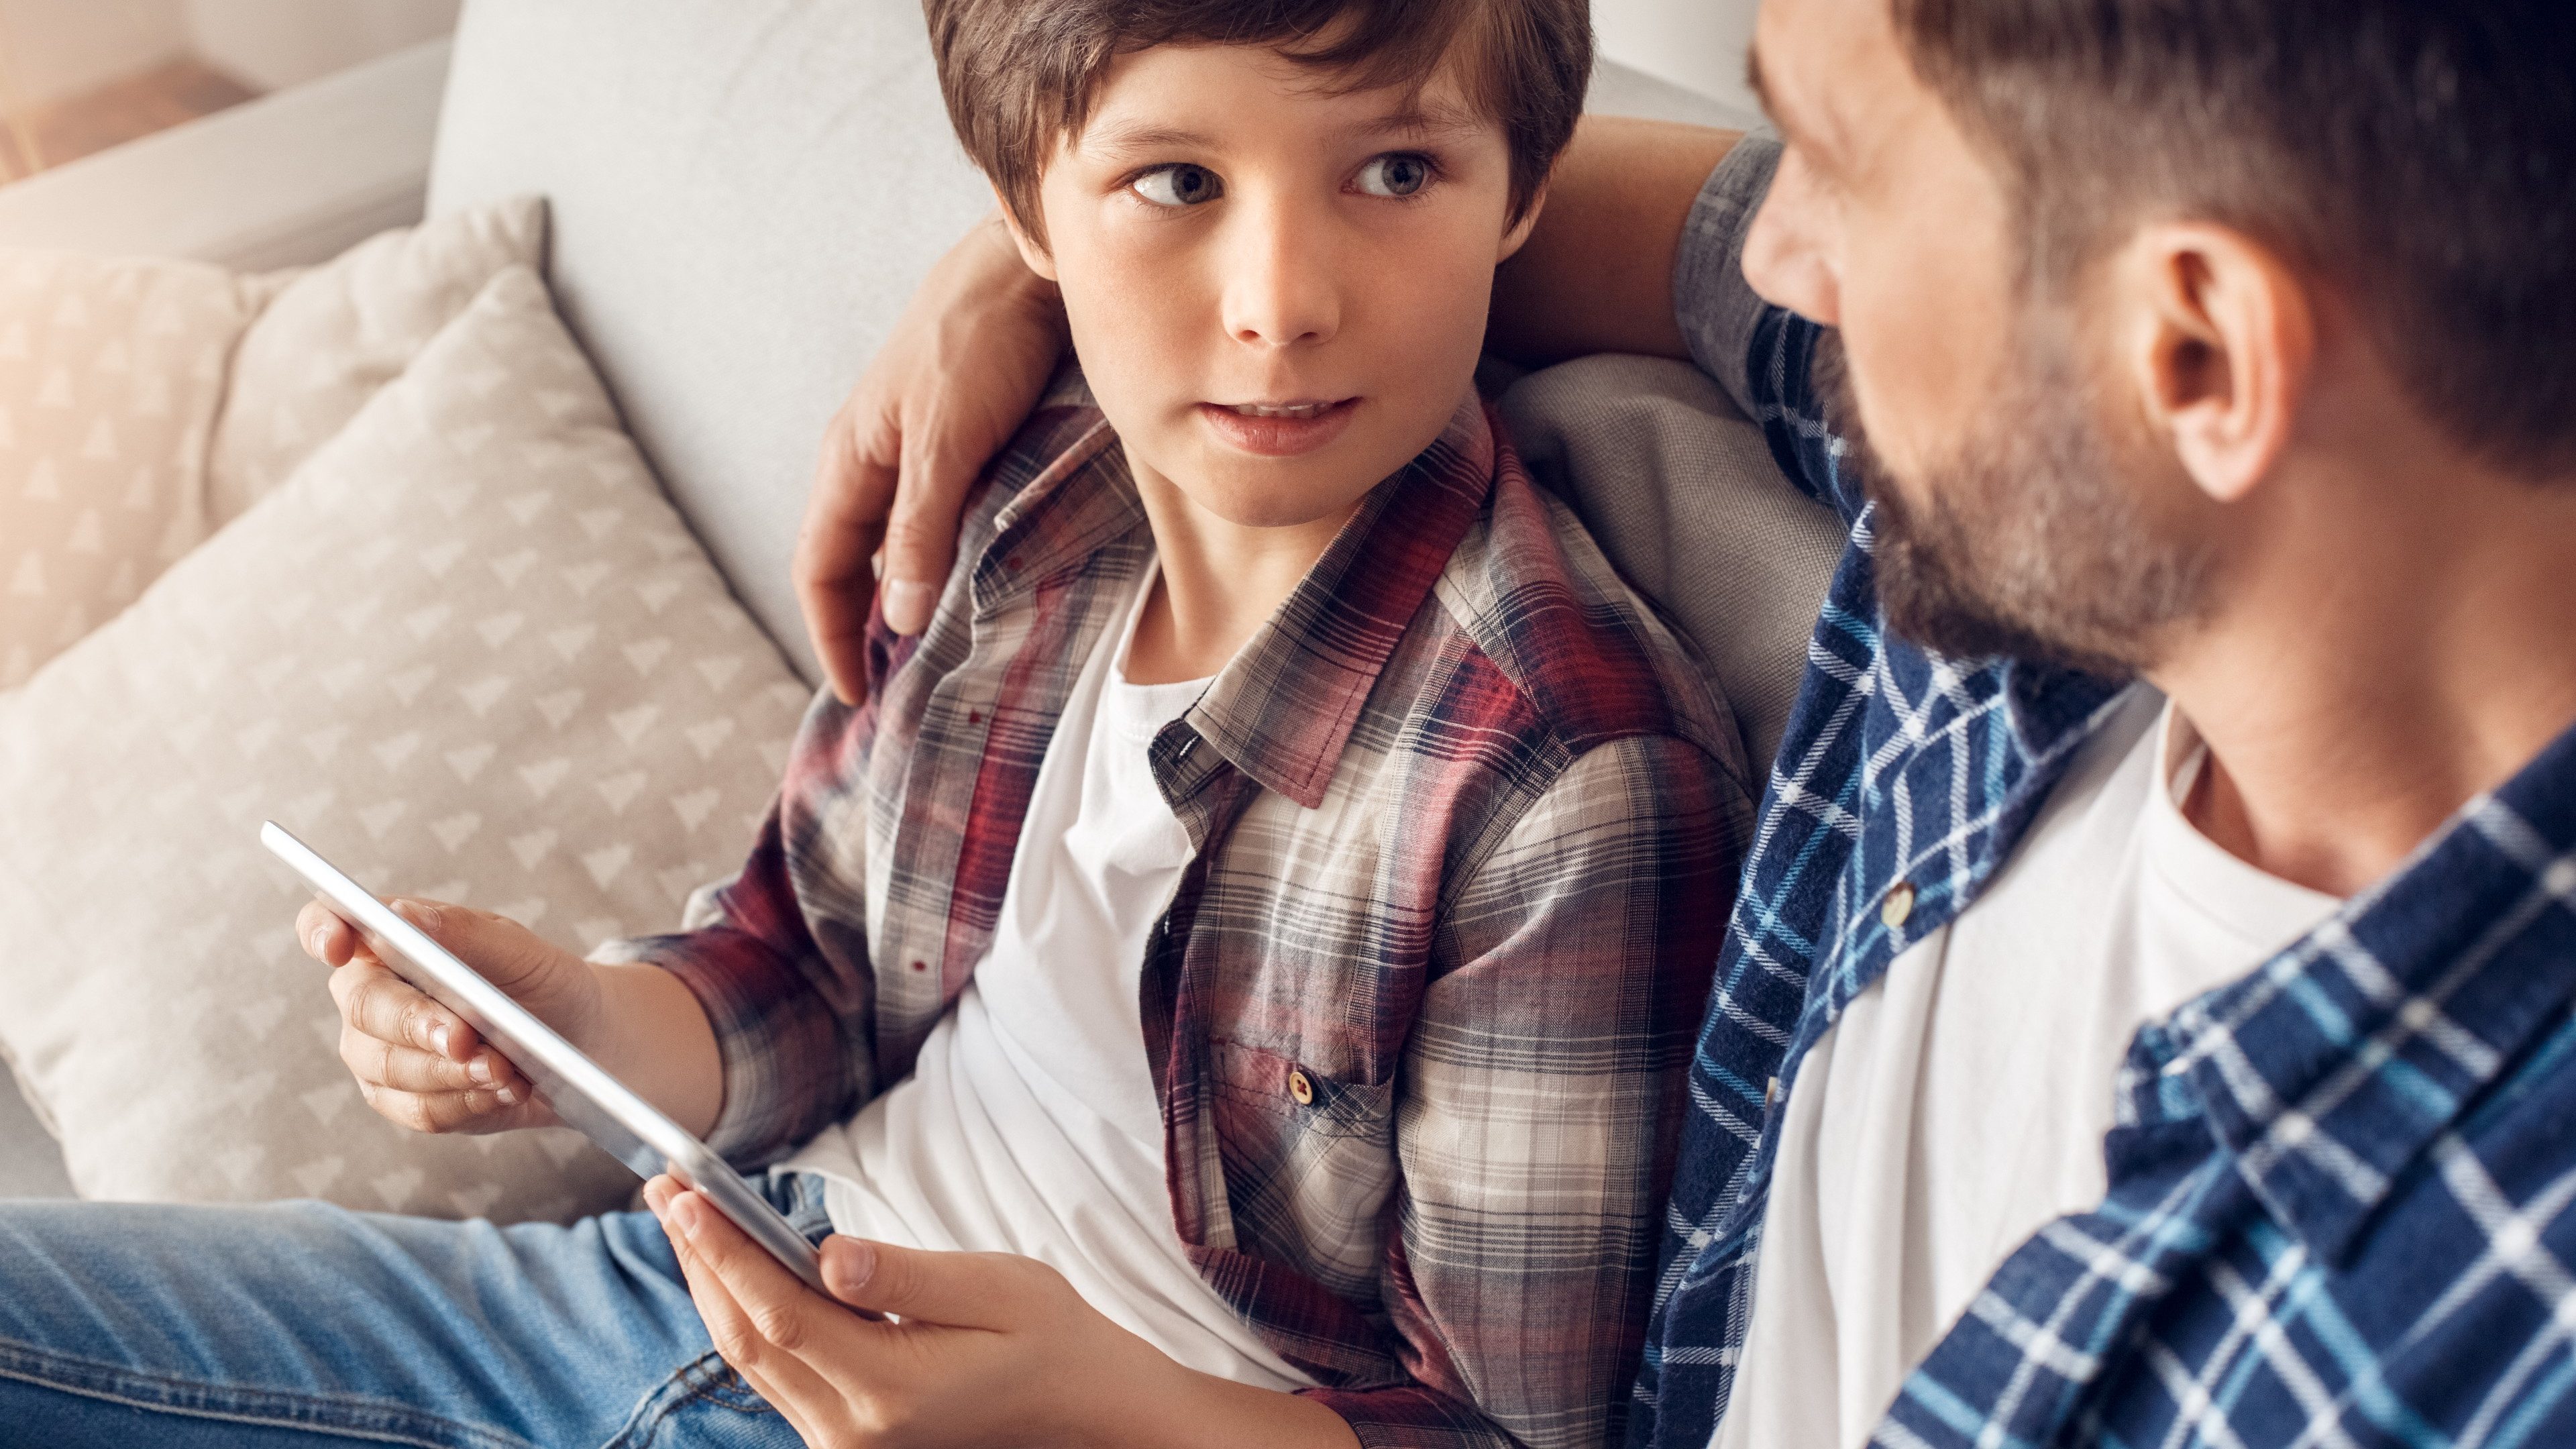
[798,211,1067,693]
[796,117,1742,696]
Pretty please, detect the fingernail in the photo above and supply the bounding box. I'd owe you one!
[469,1055,496,1085]
[432,1025,453,1057]
[674,1196,704,1240]
[309,928,330,958]
[823,1237,875,1295]
[494,1083,519,1106]
[884,580,933,634]
[400,899,443,930]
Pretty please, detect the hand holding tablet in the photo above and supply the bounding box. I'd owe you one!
[264,822,828,1294]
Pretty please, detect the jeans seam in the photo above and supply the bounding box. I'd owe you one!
[0,1338,541,1449]
[602,1350,777,1449]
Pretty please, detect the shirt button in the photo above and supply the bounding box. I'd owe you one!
[1881,881,1916,929]
[966,709,982,725]
[908,959,928,973]
[1288,1069,1316,1106]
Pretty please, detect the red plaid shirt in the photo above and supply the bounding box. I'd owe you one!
[609,375,1751,1448]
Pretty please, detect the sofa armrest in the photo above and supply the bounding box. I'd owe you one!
[0,38,449,269]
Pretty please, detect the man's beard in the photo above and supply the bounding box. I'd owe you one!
[1816,326,2216,678]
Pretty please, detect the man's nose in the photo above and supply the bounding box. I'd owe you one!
[1217,197,1341,350]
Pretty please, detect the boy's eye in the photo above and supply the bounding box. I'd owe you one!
[1131,164,1224,207]
[1353,154,1432,198]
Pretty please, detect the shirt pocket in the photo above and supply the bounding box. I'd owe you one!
[1205,1038,1398,1299]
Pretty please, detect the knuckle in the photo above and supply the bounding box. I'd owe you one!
[749,1299,807,1353]
[396,998,439,1052]
[708,1318,762,1368]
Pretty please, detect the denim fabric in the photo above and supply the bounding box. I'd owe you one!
[0,1172,834,1449]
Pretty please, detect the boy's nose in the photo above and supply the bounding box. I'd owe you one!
[1218,199,1341,350]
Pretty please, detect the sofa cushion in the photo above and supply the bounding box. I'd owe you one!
[207,195,545,524]
[0,264,808,1222]
[427,0,1752,686]
[0,200,548,695]
[0,251,263,690]
[1498,356,1845,773]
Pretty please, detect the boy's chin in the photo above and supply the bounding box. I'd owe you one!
[1146,449,1384,533]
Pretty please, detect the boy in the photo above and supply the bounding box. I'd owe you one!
[0,4,1746,1446]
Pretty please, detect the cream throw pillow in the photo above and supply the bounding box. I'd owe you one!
[0,252,262,688]
[208,197,545,523]
[1,201,545,692]
[0,265,809,1221]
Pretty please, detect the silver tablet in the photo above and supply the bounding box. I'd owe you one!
[262,820,830,1295]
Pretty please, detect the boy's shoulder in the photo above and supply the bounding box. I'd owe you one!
[1430,414,1750,784]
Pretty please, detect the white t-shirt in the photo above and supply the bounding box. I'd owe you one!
[782,565,1311,1391]
[1715,690,2341,1449]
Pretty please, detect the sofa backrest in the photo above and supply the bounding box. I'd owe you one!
[427,0,1766,687]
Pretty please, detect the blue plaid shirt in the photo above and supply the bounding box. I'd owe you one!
[1632,135,2576,1449]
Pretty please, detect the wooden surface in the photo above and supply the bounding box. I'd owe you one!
[3,59,260,184]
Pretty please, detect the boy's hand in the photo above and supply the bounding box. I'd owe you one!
[299,898,602,1136]
[797,209,1067,696]
[644,1177,1362,1449]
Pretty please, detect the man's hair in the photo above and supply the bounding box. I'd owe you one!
[1893,0,2576,479]
[922,0,1592,248]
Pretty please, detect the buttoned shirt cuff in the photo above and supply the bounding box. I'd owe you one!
[1672,128,1784,420]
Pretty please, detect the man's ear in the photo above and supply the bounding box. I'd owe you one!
[991,183,1059,282]
[2117,222,2314,504]
[1496,180,1549,266]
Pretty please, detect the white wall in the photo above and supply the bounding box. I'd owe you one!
[1594,0,1761,117]
[182,0,457,93]
[0,0,191,108]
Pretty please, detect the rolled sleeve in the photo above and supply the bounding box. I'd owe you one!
[1672,130,1784,422]
[593,804,866,1168]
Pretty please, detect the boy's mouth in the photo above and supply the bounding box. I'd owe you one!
[1198,397,1360,458]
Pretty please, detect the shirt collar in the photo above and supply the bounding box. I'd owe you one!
[2153,717,2576,1263]
[1171,396,1497,810]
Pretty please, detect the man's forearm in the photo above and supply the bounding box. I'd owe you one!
[1487,115,1743,368]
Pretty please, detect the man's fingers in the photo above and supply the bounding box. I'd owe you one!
[877,431,975,639]
[795,404,898,703]
[818,1234,1053,1332]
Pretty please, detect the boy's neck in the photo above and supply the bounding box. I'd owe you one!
[1123,460,1362,686]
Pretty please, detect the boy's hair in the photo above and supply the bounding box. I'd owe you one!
[924,0,1593,248]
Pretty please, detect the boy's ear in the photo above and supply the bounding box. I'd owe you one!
[991,184,1059,282]
[1495,180,1549,266]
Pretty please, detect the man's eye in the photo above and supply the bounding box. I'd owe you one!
[1353,154,1432,198]
[1131,164,1223,207]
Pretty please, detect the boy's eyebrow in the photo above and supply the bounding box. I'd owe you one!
[1357,99,1485,140]
[1079,101,1485,158]
[1082,122,1218,156]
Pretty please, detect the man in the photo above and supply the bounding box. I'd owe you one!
[794,1,2576,1446]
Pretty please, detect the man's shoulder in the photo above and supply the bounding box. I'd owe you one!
[1428,423,1750,786]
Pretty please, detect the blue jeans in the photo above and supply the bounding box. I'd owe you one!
[0,1173,834,1448]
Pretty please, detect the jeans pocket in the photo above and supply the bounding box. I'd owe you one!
[605,1350,802,1449]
